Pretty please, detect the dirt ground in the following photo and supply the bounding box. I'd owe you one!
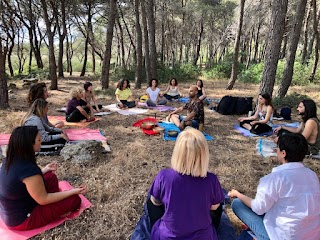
[1,77,320,240]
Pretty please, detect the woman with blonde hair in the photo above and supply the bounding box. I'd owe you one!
[21,99,68,152]
[148,127,224,239]
[66,87,95,122]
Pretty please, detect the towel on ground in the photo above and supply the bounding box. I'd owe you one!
[63,129,106,141]
[103,104,149,115]
[0,181,92,240]
[138,102,176,112]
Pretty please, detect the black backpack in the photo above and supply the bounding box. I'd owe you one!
[217,96,253,115]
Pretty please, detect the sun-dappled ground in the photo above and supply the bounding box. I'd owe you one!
[1,77,320,239]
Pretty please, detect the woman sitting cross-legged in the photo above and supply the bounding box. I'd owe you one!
[146,78,167,107]
[84,81,102,113]
[148,127,224,239]
[163,77,183,101]
[66,87,95,122]
[21,99,68,152]
[238,93,273,135]
[115,79,137,109]
[0,126,87,230]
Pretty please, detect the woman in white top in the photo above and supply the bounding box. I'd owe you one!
[146,79,167,107]
[163,78,183,101]
[238,93,273,134]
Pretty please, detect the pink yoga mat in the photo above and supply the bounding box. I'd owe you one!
[0,181,92,240]
[64,128,106,141]
[0,134,10,145]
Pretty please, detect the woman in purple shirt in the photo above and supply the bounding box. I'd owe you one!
[149,127,224,240]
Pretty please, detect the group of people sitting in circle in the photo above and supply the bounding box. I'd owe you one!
[0,79,319,240]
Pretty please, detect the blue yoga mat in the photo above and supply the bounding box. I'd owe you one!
[158,122,214,141]
[234,122,300,138]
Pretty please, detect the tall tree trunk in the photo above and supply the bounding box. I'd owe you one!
[309,0,319,82]
[277,0,308,97]
[40,0,58,90]
[160,1,166,64]
[226,0,245,90]
[146,0,157,79]
[101,0,117,89]
[80,35,89,77]
[135,0,143,89]
[81,4,92,77]
[193,18,204,66]
[7,43,14,77]
[116,16,126,69]
[259,0,288,97]
[253,21,261,63]
[301,0,312,64]
[280,18,289,59]
[141,0,151,82]
[57,0,67,78]
[0,41,9,109]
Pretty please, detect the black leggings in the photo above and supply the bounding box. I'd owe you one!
[164,94,180,101]
[41,133,66,152]
[146,198,223,230]
[240,119,272,134]
[66,107,90,122]
[119,100,136,108]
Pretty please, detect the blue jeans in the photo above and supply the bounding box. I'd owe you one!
[231,199,270,240]
[178,115,199,129]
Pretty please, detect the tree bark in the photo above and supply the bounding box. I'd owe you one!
[80,3,92,77]
[116,16,126,69]
[301,0,312,64]
[57,0,67,78]
[193,18,204,66]
[146,0,157,79]
[226,0,245,90]
[0,41,9,109]
[101,0,117,89]
[309,0,319,82]
[141,0,151,82]
[277,0,308,97]
[134,0,143,89]
[40,0,58,90]
[253,21,261,63]
[259,0,288,97]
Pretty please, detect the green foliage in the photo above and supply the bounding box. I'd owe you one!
[237,60,317,85]
[203,59,245,79]
[273,92,310,109]
[238,63,264,84]
[112,67,136,82]
[13,67,50,80]
[157,64,201,83]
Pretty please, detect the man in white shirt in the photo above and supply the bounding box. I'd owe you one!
[228,133,320,240]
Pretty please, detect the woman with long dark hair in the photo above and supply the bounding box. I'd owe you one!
[0,126,87,230]
[274,99,320,154]
[238,93,273,134]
